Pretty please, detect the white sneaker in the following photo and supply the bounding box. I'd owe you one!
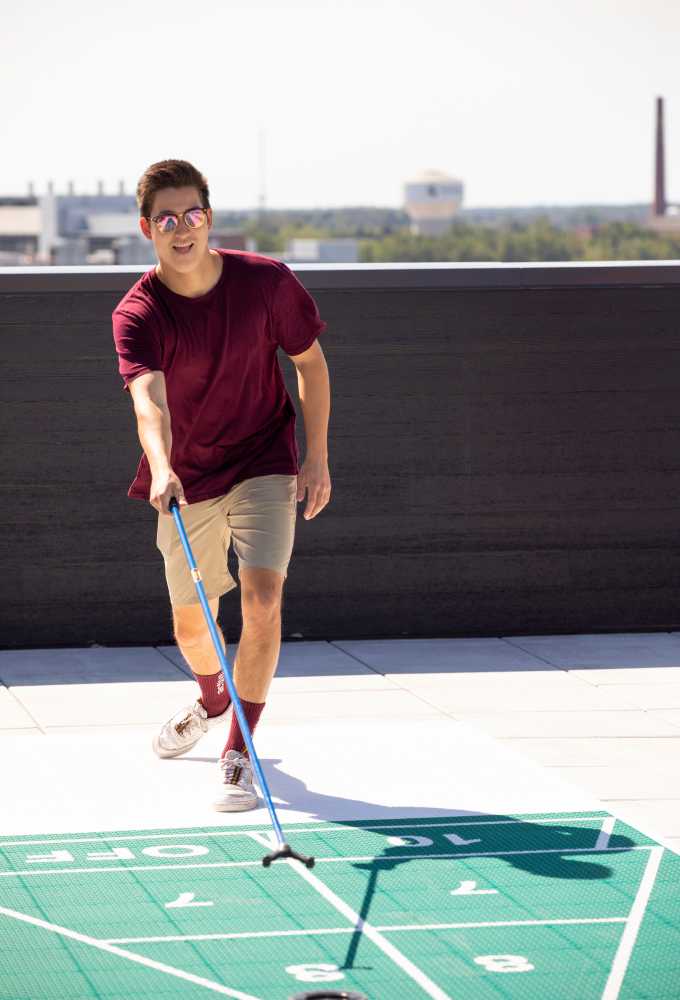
[152,700,229,759]
[214,750,258,811]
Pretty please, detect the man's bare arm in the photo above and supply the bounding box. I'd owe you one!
[128,371,186,512]
[128,371,173,475]
[288,341,330,462]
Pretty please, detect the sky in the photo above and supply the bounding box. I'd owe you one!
[2,0,679,211]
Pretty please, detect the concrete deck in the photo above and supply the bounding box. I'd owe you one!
[1,632,680,853]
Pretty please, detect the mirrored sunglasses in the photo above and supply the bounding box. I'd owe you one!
[150,207,208,234]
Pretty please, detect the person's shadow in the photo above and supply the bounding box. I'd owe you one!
[177,754,636,972]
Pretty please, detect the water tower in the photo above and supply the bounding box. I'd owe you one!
[404,169,464,236]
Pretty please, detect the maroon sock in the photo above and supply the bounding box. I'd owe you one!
[193,670,230,718]
[222,700,265,758]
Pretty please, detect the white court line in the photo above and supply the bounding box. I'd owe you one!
[0,859,262,878]
[0,905,261,1000]
[601,845,664,1000]
[0,844,653,879]
[104,916,628,946]
[362,816,610,832]
[250,831,453,1000]
[595,817,616,852]
[0,815,611,849]
[381,917,628,932]
[107,927,356,944]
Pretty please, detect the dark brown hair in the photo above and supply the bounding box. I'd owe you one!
[136,159,210,218]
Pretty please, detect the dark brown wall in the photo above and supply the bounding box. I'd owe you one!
[2,264,680,647]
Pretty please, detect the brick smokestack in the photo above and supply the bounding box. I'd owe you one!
[654,96,666,217]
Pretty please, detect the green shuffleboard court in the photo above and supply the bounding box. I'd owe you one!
[0,811,678,1000]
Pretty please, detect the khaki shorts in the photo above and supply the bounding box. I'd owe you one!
[156,474,298,607]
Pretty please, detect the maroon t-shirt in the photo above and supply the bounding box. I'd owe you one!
[111,248,327,503]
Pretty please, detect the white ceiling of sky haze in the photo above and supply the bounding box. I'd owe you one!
[2,0,678,209]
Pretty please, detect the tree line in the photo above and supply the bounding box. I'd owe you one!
[242,216,680,262]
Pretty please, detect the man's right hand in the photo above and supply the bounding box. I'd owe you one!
[150,469,188,515]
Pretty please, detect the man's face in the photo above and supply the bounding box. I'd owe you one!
[140,186,212,271]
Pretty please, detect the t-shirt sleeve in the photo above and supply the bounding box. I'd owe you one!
[268,262,327,356]
[112,307,162,392]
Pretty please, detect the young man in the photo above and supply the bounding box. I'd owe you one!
[111,159,331,811]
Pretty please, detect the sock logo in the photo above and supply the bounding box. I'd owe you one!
[217,674,225,695]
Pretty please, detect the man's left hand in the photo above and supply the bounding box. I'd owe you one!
[297,458,331,520]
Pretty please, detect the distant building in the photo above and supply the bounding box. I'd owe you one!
[52,183,150,264]
[0,181,143,264]
[0,181,251,265]
[283,238,359,263]
[647,207,680,235]
[0,197,42,263]
[209,231,251,252]
[403,169,464,236]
